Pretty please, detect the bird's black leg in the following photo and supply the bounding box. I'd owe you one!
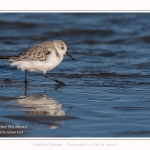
[43,73,65,85]
[25,70,28,83]
[24,81,27,96]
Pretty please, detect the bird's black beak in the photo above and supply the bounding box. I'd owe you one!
[66,51,75,60]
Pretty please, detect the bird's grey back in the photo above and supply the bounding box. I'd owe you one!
[10,41,56,61]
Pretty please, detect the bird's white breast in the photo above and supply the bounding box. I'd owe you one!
[10,51,64,73]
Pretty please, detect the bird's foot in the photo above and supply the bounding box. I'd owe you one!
[55,79,65,85]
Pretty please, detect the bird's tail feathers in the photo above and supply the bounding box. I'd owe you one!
[0,56,12,59]
[0,55,19,60]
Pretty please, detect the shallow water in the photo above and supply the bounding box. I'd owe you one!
[0,13,150,137]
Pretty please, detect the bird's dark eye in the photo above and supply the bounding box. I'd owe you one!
[61,47,64,50]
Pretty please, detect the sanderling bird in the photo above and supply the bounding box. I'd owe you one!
[0,40,75,84]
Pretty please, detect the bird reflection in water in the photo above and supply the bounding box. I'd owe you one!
[17,93,65,116]
[15,84,68,129]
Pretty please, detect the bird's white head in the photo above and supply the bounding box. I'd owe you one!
[53,40,75,60]
[53,40,67,55]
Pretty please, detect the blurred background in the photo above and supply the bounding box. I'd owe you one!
[0,13,150,137]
